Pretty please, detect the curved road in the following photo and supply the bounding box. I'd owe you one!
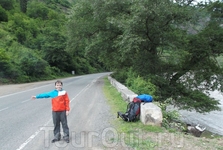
[0,73,115,150]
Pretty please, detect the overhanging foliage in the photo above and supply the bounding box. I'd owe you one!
[67,0,223,113]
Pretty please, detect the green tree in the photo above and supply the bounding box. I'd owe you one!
[67,0,116,74]
[0,0,14,10]
[0,0,76,82]
[27,1,49,20]
[19,53,49,77]
[0,48,10,76]
[41,22,74,72]
[0,48,22,81]
[67,0,223,113]
[15,27,26,44]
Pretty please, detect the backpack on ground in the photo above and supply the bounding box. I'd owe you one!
[117,97,142,122]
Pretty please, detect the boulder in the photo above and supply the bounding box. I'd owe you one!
[140,103,163,126]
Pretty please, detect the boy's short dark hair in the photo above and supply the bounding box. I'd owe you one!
[55,80,63,85]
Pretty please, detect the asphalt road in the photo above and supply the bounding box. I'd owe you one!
[0,73,115,150]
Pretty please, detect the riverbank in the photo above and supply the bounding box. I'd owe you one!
[178,90,223,136]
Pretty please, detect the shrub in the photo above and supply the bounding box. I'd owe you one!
[58,0,71,8]
[18,53,49,77]
[157,99,185,132]
[27,2,49,20]
[15,27,26,44]
[127,76,156,96]
[111,68,129,84]
[125,68,156,96]
[0,48,24,82]
[0,48,10,73]
[4,64,24,83]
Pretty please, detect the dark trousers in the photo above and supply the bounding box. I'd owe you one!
[52,111,69,139]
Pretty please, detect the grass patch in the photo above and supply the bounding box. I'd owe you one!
[103,77,163,149]
[102,76,223,150]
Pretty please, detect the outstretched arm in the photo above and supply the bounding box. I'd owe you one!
[31,91,53,100]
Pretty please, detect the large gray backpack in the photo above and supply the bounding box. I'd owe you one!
[117,98,141,122]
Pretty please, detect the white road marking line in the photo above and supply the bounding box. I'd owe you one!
[0,107,9,112]
[16,119,52,150]
[16,75,103,150]
[70,78,98,103]
[70,84,91,102]
[16,81,92,150]
[21,99,31,103]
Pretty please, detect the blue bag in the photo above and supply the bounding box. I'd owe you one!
[136,94,153,102]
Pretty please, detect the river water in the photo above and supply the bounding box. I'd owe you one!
[178,90,223,136]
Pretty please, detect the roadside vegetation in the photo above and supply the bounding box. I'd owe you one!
[103,77,223,150]
[1,0,223,127]
[0,0,105,84]
[69,0,223,115]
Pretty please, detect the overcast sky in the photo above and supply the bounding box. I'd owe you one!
[191,0,219,5]
[194,0,218,3]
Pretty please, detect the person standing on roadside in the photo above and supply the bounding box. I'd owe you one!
[31,80,70,143]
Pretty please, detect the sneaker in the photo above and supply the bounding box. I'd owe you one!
[51,138,60,143]
[118,112,128,121]
[65,138,69,143]
[63,136,69,143]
